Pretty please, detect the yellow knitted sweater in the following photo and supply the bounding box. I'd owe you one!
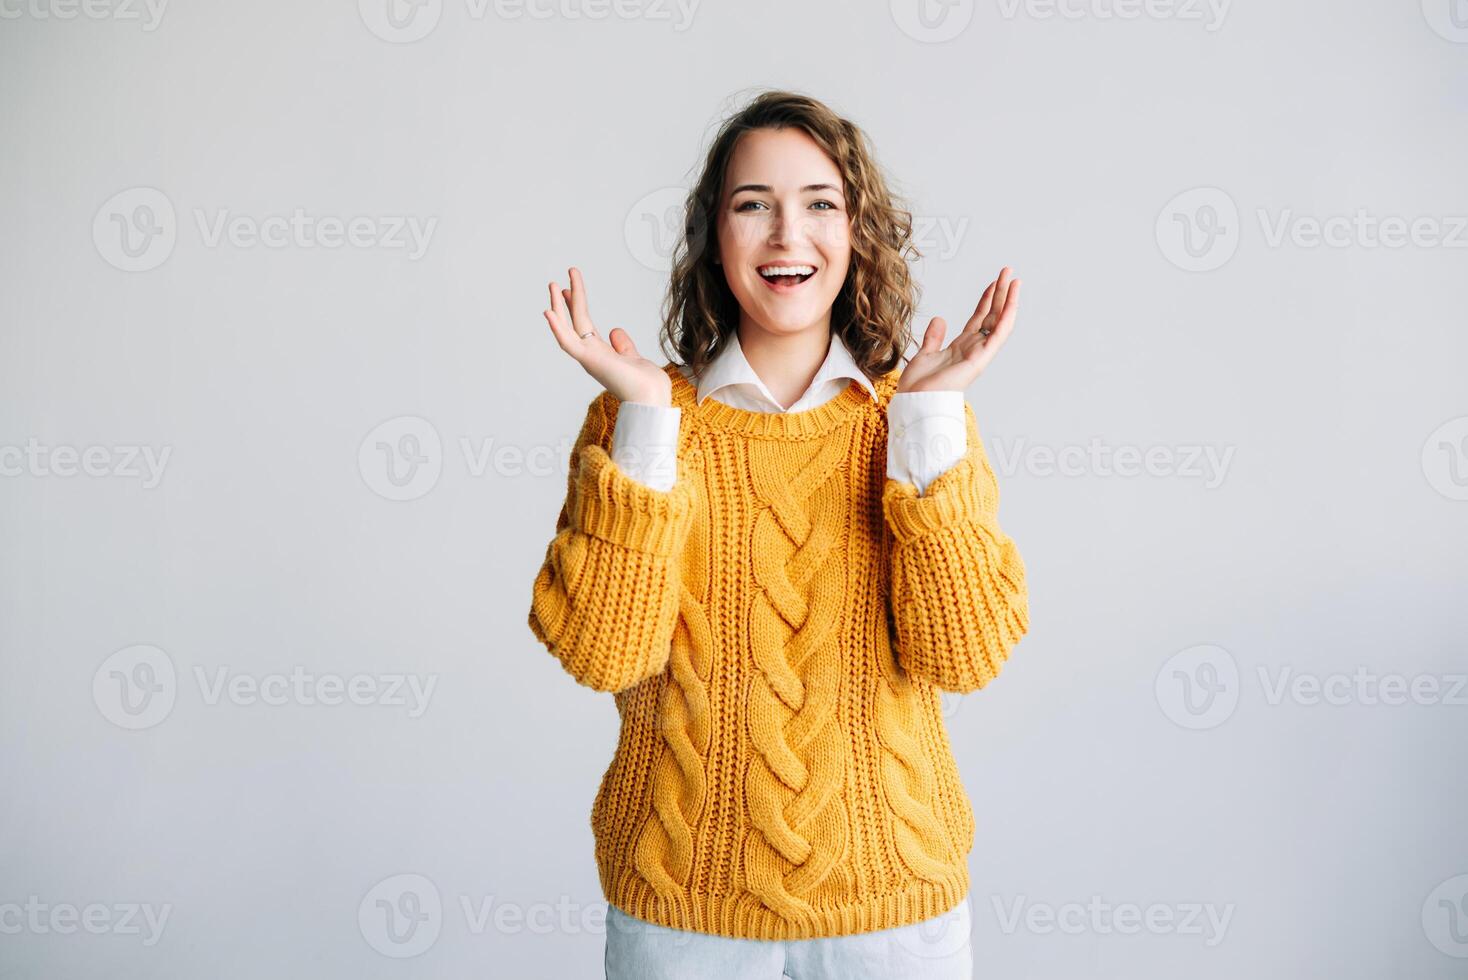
[527,361,1029,941]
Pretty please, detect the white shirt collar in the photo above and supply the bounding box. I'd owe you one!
[693,330,879,409]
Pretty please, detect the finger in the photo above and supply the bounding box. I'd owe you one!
[919,316,947,354]
[990,266,1012,317]
[567,267,595,338]
[984,278,1021,350]
[968,280,996,329]
[560,287,581,336]
[546,282,573,349]
[543,309,568,350]
[608,327,638,356]
[966,278,1021,368]
[995,278,1021,333]
[562,288,594,342]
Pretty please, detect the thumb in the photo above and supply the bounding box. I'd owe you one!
[920,316,947,354]
[608,327,639,357]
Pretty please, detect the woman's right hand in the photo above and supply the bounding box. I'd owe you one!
[543,267,672,407]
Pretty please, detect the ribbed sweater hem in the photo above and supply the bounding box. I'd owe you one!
[601,865,971,941]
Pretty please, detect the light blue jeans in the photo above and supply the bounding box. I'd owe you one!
[605,897,973,979]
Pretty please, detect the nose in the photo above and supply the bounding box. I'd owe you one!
[768,200,814,246]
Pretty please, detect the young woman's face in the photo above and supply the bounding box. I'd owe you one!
[715,127,852,338]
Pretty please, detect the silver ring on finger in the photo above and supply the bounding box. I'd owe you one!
[579,330,594,339]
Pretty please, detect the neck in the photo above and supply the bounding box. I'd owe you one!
[737,317,833,410]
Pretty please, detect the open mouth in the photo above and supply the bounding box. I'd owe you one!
[757,264,817,291]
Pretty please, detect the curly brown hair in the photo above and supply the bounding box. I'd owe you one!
[657,89,922,383]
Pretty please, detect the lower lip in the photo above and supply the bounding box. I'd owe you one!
[758,271,816,293]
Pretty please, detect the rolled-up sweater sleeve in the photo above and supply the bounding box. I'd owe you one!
[882,399,1029,693]
[527,391,700,693]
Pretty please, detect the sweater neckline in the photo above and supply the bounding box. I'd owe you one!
[664,361,875,440]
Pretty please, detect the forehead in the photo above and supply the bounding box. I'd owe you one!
[724,127,843,189]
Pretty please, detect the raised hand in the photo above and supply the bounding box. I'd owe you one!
[543,267,672,406]
[896,266,1022,394]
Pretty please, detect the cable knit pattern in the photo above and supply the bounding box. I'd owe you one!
[526,362,1030,941]
[633,506,715,895]
[741,428,856,931]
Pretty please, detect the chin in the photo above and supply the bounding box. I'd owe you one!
[753,305,828,333]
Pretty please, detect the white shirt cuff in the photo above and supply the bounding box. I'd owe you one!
[887,391,967,495]
[610,402,682,492]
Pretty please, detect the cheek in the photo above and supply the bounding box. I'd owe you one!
[817,221,851,261]
[821,230,852,279]
[719,217,764,258]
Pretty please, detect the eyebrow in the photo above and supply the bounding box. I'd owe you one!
[728,183,843,195]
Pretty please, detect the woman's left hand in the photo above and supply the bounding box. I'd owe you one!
[896,266,1021,393]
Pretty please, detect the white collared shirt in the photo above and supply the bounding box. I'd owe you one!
[610,331,967,494]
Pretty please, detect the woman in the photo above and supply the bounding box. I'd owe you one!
[528,89,1028,979]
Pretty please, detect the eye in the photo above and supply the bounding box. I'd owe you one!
[735,200,768,212]
[810,200,838,211]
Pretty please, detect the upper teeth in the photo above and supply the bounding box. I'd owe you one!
[759,265,815,277]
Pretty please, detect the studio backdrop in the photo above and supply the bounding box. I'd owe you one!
[2,1,1465,977]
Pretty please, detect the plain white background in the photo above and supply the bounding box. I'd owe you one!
[2,1,1466,976]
